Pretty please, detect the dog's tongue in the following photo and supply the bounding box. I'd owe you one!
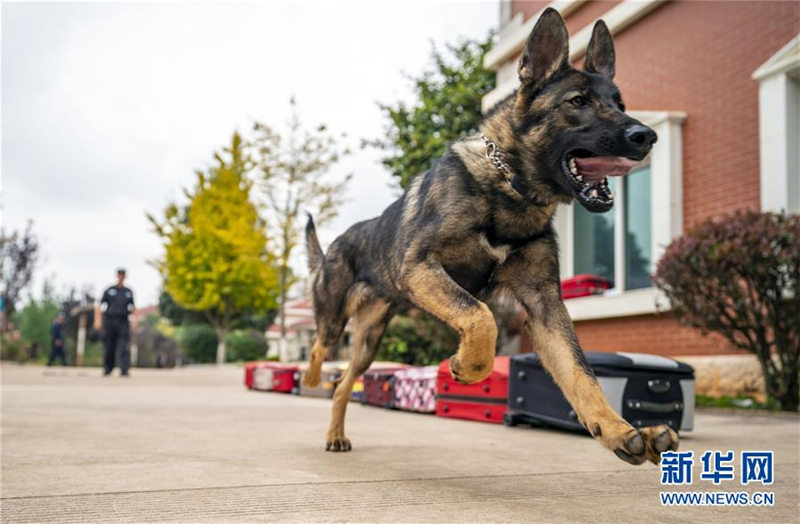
[575,156,639,183]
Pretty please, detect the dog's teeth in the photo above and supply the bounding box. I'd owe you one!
[568,158,578,176]
[576,175,583,182]
[591,189,598,199]
[609,193,615,200]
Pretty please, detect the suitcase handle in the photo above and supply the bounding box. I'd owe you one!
[627,399,683,413]
[647,379,671,394]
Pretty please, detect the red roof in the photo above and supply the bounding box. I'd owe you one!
[266,325,297,335]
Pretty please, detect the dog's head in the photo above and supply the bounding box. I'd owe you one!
[513,8,655,213]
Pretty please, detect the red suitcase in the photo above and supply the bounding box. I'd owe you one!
[435,356,509,424]
[351,362,408,402]
[244,361,260,389]
[362,370,400,408]
[561,274,611,299]
[245,362,299,393]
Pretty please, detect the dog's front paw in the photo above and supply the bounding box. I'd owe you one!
[325,435,351,452]
[639,424,679,464]
[448,355,492,385]
[597,419,678,465]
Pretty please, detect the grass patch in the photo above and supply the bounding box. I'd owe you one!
[696,394,780,411]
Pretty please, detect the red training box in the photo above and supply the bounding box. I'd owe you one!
[435,356,509,424]
[245,362,299,393]
[560,274,611,299]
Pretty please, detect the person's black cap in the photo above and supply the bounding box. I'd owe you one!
[116,268,126,275]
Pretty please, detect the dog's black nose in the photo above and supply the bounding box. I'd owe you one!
[625,125,657,149]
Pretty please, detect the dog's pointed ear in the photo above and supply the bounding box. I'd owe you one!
[518,8,570,87]
[584,20,615,78]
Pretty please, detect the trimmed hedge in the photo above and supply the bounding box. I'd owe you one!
[225,330,267,362]
[178,324,218,363]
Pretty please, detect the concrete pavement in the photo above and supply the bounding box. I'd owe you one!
[1,363,798,523]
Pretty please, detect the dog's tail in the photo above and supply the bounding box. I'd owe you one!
[305,213,324,276]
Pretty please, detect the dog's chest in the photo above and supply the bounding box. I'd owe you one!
[478,234,514,264]
[437,233,514,295]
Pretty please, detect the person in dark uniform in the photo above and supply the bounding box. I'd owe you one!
[97,268,137,376]
[47,313,67,366]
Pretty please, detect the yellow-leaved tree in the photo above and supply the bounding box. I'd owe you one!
[148,133,279,363]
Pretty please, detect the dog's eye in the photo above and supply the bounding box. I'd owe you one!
[618,101,626,112]
[569,96,588,107]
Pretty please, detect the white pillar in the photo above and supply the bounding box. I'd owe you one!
[76,313,86,367]
[758,73,799,213]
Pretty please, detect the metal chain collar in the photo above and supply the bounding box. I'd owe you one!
[481,135,513,184]
[480,134,548,207]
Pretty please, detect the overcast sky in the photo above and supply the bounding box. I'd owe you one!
[2,0,498,306]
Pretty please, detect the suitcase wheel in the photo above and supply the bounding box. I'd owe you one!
[503,412,519,426]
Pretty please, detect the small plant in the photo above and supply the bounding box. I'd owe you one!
[654,211,799,411]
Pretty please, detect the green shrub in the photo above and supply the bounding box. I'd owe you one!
[14,298,60,355]
[0,334,28,362]
[377,310,458,366]
[225,329,267,362]
[654,210,800,411]
[178,324,218,363]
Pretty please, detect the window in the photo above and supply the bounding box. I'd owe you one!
[625,166,652,290]
[554,111,685,321]
[573,177,618,284]
[572,167,652,291]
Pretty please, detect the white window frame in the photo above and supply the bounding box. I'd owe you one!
[753,35,800,214]
[554,111,686,321]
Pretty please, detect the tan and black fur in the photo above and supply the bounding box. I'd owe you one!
[303,8,677,465]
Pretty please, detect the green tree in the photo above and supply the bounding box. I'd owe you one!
[149,133,280,363]
[252,98,351,350]
[14,281,61,358]
[368,35,496,188]
[1,221,40,331]
[369,35,496,363]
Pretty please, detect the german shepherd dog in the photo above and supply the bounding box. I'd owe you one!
[303,8,677,465]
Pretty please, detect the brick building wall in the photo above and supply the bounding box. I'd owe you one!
[505,1,799,355]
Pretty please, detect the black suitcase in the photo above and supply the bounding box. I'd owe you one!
[506,352,695,433]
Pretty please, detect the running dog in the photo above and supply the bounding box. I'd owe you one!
[303,8,677,465]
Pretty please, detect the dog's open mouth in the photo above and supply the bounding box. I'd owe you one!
[562,150,640,211]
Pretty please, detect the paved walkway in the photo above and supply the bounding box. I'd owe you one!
[1,363,798,523]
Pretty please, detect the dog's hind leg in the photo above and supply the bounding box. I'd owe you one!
[303,322,345,387]
[405,261,497,384]
[303,278,351,388]
[325,300,392,451]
